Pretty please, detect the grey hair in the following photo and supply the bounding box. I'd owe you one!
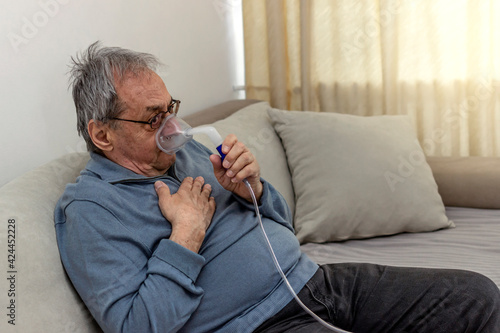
[69,41,162,153]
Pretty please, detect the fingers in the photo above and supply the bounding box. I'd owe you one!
[201,182,212,199]
[210,154,226,180]
[178,176,201,190]
[219,135,259,183]
[177,176,213,199]
[227,158,255,183]
[154,180,171,196]
[154,181,172,218]
[191,176,203,192]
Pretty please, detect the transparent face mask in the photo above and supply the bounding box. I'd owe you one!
[156,113,226,158]
[155,114,193,155]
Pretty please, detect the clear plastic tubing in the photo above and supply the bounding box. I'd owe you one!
[243,180,352,333]
[156,115,352,332]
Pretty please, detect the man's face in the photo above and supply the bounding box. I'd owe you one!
[106,70,177,176]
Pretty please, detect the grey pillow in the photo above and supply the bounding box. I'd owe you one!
[268,108,454,243]
[191,102,295,211]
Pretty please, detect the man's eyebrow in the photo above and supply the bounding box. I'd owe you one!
[145,104,166,113]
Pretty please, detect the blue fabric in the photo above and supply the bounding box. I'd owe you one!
[54,140,318,333]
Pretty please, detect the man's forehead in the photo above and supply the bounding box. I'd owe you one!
[115,71,170,108]
[115,73,169,97]
[113,67,154,82]
[115,70,162,90]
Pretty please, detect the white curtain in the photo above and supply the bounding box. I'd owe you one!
[242,0,500,156]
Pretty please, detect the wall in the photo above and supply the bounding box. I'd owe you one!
[0,0,243,187]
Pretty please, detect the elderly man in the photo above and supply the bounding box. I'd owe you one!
[55,42,499,333]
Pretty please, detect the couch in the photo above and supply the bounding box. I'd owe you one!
[1,99,499,332]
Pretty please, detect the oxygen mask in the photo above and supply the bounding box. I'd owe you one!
[156,113,226,159]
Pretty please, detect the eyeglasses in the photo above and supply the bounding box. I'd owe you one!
[111,99,181,129]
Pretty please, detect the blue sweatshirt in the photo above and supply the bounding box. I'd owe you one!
[54,140,318,333]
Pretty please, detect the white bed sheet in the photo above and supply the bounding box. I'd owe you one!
[300,207,500,287]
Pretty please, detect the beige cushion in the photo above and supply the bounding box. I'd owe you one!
[191,102,295,211]
[182,99,261,127]
[427,156,500,209]
[0,152,102,332]
[268,108,454,244]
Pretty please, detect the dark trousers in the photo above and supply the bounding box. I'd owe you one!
[255,263,500,333]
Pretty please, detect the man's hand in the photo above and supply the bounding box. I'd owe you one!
[154,177,216,253]
[209,134,263,203]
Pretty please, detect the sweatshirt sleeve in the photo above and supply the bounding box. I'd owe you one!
[55,200,205,333]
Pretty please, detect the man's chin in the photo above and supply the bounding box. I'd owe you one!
[157,153,176,171]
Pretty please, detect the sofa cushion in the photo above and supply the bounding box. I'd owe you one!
[426,156,500,209]
[0,152,102,332]
[268,108,454,244]
[190,102,295,211]
[182,99,262,127]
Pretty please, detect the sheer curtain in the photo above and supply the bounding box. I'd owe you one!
[242,0,500,157]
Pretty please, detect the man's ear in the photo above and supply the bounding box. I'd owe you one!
[88,119,114,152]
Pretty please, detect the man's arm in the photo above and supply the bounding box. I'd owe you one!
[56,199,208,333]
